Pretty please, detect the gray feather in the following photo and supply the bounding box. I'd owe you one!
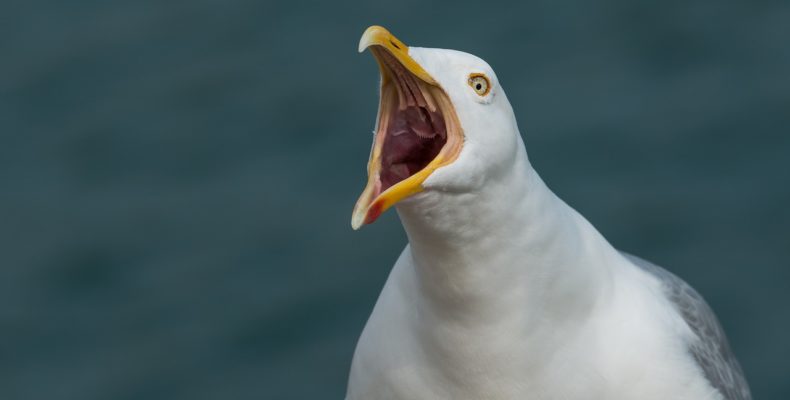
[621,252,751,400]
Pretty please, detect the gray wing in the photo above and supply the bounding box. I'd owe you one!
[621,252,751,400]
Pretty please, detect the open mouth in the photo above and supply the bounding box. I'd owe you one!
[351,26,464,229]
[375,48,449,192]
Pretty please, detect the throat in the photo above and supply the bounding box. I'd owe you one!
[395,157,616,326]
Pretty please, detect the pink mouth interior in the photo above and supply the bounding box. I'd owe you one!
[375,50,448,193]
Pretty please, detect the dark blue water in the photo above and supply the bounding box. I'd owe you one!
[1,1,788,399]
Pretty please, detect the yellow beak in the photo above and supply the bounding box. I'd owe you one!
[351,26,463,230]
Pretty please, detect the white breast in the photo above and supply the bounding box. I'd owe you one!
[346,244,722,400]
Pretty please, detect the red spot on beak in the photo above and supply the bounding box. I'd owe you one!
[365,201,384,225]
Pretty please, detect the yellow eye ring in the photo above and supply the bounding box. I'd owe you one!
[468,73,491,96]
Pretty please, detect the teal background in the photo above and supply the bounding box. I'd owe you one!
[2,0,788,398]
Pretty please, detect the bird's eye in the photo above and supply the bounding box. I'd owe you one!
[468,74,491,96]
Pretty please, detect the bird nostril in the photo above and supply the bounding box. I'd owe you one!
[390,40,401,50]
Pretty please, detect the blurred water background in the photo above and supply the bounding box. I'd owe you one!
[1,0,789,399]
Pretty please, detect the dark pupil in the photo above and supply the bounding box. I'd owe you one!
[476,83,482,90]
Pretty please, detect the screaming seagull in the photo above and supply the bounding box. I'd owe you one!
[347,26,751,400]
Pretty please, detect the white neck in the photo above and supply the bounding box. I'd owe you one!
[395,140,618,363]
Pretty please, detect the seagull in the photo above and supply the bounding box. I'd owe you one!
[347,26,751,400]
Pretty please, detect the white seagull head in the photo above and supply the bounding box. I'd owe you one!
[352,26,521,229]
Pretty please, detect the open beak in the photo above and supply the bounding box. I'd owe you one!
[351,26,464,229]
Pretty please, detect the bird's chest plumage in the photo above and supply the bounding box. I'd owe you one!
[346,259,597,400]
[348,313,719,400]
[347,303,604,400]
[346,256,721,400]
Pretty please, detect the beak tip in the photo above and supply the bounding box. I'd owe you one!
[351,219,362,230]
[351,199,385,230]
[358,25,393,54]
[351,208,366,230]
